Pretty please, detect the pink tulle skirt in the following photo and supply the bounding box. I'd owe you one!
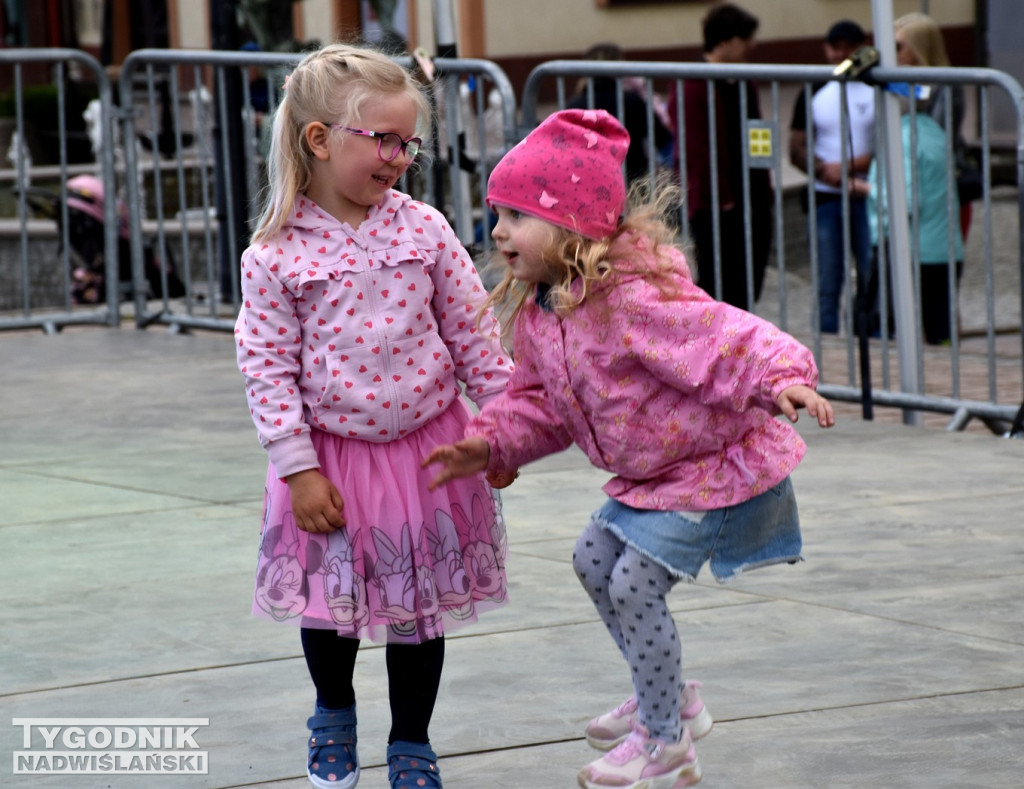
[252,399,508,644]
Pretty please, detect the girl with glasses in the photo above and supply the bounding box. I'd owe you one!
[235,43,514,789]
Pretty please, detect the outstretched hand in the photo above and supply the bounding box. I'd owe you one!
[777,385,835,428]
[422,437,492,491]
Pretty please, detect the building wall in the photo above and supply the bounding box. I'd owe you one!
[163,1,975,60]
[479,0,973,59]
[174,0,211,49]
[472,0,976,100]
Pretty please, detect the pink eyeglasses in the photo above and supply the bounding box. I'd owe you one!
[332,125,422,161]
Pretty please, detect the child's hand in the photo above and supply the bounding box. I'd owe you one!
[777,385,835,428]
[286,469,346,533]
[423,437,491,490]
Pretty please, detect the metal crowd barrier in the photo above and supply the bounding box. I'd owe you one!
[2,47,1023,433]
[0,48,119,332]
[118,48,302,332]
[521,59,1024,432]
[116,49,516,333]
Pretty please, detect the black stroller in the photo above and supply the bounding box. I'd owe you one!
[22,174,185,304]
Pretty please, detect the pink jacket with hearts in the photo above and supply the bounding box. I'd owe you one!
[235,192,512,478]
[466,237,818,511]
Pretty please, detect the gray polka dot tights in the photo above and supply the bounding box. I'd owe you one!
[573,519,683,743]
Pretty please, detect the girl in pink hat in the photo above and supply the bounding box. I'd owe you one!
[425,108,834,788]
[235,43,514,789]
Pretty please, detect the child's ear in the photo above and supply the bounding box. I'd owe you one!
[305,122,331,161]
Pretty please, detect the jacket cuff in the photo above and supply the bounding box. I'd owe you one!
[464,422,505,474]
[767,374,816,407]
[266,432,320,480]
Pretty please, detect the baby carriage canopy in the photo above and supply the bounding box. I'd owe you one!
[64,174,130,239]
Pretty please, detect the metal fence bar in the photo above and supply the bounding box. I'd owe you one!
[906,90,926,391]
[802,81,823,362]
[980,85,997,402]
[215,65,241,313]
[738,78,754,309]
[142,64,171,318]
[192,64,219,321]
[708,79,724,301]
[54,61,74,311]
[941,84,962,395]
[838,79,857,385]
[13,61,29,317]
[769,80,789,332]
[1,48,1022,434]
[873,84,894,393]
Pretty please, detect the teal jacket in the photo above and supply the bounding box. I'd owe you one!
[868,113,964,264]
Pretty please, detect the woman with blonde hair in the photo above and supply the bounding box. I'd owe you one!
[894,12,975,237]
[894,12,953,68]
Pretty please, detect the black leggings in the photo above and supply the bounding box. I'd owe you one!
[301,628,445,745]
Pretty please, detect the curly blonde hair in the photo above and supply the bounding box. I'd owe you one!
[251,43,431,244]
[483,172,688,330]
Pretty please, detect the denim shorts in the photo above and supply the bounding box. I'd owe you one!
[591,477,802,583]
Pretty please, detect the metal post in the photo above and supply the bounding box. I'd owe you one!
[872,0,923,426]
[434,0,457,59]
[210,0,248,307]
[433,0,473,243]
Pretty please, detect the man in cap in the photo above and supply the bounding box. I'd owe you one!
[789,20,876,334]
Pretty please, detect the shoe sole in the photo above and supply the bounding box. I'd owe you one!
[577,756,702,789]
[585,705,714,751]
[671,758,703,788]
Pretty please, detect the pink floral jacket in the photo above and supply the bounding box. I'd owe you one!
[236,192,512,477]
[467,242,818,511]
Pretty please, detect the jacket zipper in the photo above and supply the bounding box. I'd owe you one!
[360,265,402,437]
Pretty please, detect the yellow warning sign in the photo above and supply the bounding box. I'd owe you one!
[748,127,772,158]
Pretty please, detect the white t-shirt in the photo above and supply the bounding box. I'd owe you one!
[808,80,875,194]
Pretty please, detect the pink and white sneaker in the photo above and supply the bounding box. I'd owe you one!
[577,724,702,789]
[585,680,713,751]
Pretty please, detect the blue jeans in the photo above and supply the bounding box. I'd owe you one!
[815,196,872,334]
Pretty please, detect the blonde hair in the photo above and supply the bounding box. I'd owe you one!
[251,44,431,244]
[894,12,951,67]
[483,173,685,329]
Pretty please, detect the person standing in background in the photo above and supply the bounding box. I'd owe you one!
[894,12,976,240]
[853,15,967,346]
[668,2,772,311]
[789,20,876,334]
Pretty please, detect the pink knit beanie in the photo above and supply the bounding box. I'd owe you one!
[487,108,629,239]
